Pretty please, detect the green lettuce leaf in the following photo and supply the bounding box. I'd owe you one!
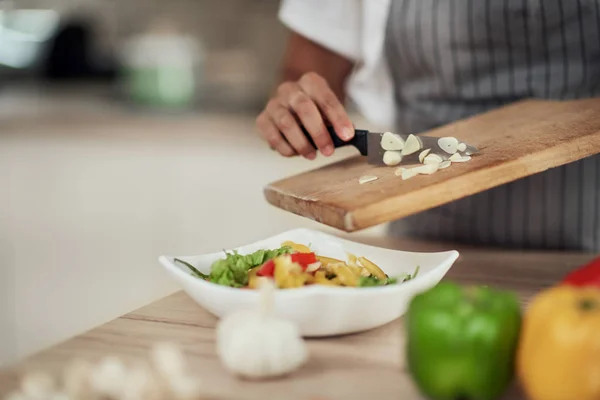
[206,246,293,287]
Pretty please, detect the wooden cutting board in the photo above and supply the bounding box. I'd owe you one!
[264,98,600,232]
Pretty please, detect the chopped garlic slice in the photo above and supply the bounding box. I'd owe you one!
[394,167,406,176]
[381,132,404,151]
[423,153,443,165]
[401,134,422,156]
[438,137,459,154]
[401,169,418,180]
[412,163,439,175]
[358,175,378,184]
[449,153,471,162]
[418,149,431,163]
[383,150,402,166]
[439,160,452,169]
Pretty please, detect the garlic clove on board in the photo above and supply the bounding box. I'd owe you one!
[216,278,308,379]
[449,153,471,162]
[380,132,404,151]
[394,167,406,176]
[439,160,452,169]
[457,142,467,152]
[411,163,440,175]
[401,134,422,156]
[423,154,444,165]
[418,149,431,163]
[358,175,378,184]
[401,168,419,180]
[437,137,459,154]
[383,151,402,166]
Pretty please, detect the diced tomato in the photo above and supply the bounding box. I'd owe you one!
[256,259,275,277]
[256,252,317,277]
[290,252,318,270]
[561,256,600,287]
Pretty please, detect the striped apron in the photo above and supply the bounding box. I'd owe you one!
[385,0,600,251]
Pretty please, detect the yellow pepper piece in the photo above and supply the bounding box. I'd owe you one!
[517,285,600,400]
[332,265,358,287]
[314,270,328,280]
[314,276,338,286]
[317,255,344,267]
[281,241,311,253]
[347,253,358,265]
[347,264,363,278]
[285,274,308,289]
[309,270,340,286]
[248,267,260,289]
[273,255,307,289]
[273,256,292,288]
[358,257,386,280]
[330,277,343,285]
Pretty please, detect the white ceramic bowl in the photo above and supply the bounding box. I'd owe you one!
[158,228,458,337]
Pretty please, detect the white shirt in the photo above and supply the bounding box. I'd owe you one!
[278,0,395,129]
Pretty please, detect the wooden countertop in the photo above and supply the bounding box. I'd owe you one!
[0,237,594,400]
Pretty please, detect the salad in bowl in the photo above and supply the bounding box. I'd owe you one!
[174,240,420,290]
[158,228,458,336]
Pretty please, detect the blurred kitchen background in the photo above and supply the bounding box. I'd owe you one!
[0,0,289,112]
[0,0,385,366]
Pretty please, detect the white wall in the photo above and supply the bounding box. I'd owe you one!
[0,100,386,366]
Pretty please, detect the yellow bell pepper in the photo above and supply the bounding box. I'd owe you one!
[247,267,260,289]
[316,255,344,267]
[517,285,600,400]
[281,241,311,253]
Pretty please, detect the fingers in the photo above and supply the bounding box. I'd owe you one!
[298,72,354,143]
[265,99,316,159]
[278,81,333,156]
[255,112,295,157]
[254,72,353,160]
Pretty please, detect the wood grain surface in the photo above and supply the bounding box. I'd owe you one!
[264,99,600,232]
[0,237,595,400]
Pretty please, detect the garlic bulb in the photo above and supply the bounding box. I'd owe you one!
[216,278,308,379]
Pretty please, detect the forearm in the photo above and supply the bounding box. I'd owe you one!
[278,31,355,101]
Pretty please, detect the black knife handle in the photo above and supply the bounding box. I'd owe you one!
[299,125,369,156]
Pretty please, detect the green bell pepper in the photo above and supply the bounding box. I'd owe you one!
[405,282,522,400]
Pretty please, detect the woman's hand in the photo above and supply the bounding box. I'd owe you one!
[255,72,355,159]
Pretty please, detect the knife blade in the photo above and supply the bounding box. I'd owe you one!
[299,126,480,165]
